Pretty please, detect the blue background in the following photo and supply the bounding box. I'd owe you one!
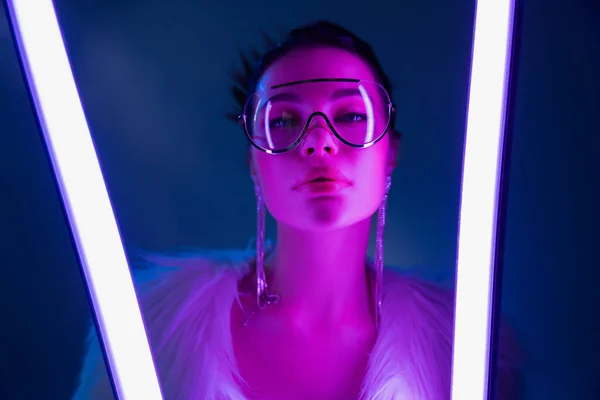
[1,0,598,398]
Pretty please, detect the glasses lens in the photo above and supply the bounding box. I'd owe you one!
[243,80,391,152]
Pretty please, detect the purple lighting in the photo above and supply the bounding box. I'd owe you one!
[6,0,517,397]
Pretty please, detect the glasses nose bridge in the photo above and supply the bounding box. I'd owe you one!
[299,111,340,156]
[304,111,334,133]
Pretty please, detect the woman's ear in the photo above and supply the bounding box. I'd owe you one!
[386,129,401,176]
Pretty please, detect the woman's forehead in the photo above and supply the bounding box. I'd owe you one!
[257,46,377,91]
[256,81,366,102]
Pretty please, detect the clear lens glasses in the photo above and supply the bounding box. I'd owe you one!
[239,78,395,153]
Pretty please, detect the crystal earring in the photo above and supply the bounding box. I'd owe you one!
[254,185,280,310]
[375,176,392,330]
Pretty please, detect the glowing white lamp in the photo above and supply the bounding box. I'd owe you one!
[452,0,518,399]
[4,0,163,398]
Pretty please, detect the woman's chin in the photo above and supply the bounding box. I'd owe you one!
[287,211,369,233]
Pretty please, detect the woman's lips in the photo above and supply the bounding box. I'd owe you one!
[299,181,350,194]
[293,167,352,192]
[294,178,352,194]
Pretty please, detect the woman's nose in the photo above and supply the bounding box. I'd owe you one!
[299,114,339,157]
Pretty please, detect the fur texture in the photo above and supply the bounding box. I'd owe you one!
[72,249,519,399]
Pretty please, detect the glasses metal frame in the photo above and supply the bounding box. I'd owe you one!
[238,78,397,154]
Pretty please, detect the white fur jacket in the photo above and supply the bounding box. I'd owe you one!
[72,248,520,400]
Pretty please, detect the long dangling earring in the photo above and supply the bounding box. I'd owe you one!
[254,184,280,310]
[375,176,392,331]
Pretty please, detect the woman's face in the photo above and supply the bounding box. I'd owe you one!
[250,46,398,231]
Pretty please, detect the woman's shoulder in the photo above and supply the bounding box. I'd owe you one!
[130,247,254,298]
[381,265,524,399]
[382,265,455,317]
[363,266,455,399]
[72,247,253,399]
[130,247,250,398]
[380,264,455,340]
[131,246,255,287]
[129,247,254,334]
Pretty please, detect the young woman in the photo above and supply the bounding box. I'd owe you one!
[73,21,519,400]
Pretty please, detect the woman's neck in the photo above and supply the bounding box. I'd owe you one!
[266,218,374,331]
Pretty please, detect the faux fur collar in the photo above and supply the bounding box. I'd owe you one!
[73,249,457,400]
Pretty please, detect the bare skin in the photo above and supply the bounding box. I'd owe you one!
[231,268,377,400]
[230,46,399,399]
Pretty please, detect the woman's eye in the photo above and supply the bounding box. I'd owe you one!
[269,117,297,129]
[336,113,367,123]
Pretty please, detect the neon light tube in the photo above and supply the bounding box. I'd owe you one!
[4,1,163,398]
[452,0,517,398]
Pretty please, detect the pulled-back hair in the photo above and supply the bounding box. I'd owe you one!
[227,20,399,139]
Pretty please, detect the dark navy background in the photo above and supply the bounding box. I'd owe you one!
[1,0,598,398]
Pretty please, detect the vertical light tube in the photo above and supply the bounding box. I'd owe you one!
[5,1,163,398]
[452,0,517,398]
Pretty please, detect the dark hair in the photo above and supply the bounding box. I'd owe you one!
[227,20,399,138]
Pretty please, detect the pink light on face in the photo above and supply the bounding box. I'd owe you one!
[5,0,163,399]
[452,0,517,399]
